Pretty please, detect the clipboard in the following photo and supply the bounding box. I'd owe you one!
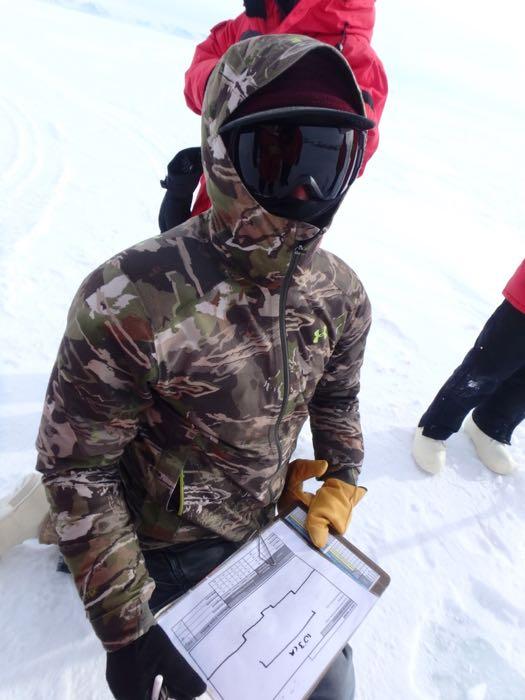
[281,504,390,596]
[157,504,390,700]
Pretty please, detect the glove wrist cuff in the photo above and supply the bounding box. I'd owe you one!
[319,466,358,485]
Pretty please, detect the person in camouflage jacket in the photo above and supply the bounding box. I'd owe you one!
[36,33,372,699]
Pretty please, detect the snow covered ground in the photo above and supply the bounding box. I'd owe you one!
[0,0,524,698]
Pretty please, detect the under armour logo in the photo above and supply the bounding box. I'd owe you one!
[313,326,328,344]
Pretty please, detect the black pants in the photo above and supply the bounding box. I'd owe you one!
[419,300,525,443]
[144,539,356,700]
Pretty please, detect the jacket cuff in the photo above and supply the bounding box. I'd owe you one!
[318,467,358,486]
[92,592,156,652]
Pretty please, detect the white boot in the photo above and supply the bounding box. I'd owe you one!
[464,414,517,475]
[0,474,49,556]
[412,427,446,474]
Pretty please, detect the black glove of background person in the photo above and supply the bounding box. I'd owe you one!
[158,147,203,233]
[106,624,206,700]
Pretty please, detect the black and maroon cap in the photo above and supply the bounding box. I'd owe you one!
[220,48,375,135]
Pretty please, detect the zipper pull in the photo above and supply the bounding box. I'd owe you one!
[336,22,349,52]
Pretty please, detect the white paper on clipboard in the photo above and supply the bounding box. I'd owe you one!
[158,506,389,700]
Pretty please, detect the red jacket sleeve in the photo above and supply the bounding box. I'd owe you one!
[339,4,388,172]
[184,20,239,115]
[503,259,525,313]
[344,37,387,171]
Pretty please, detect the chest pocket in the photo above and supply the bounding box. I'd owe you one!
[287,316,335,406]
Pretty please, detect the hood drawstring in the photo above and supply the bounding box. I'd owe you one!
[336,22,349,52]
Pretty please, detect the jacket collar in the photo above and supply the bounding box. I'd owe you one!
[206,177,322,285]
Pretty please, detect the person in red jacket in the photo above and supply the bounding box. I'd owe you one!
[412,260,525,475]
[159,0,387,229]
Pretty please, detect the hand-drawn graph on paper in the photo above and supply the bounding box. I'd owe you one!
[167,532,357,700]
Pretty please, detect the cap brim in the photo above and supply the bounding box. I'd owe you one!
[219,106,375,135]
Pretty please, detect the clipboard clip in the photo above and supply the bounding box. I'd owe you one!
[257,529,276,566]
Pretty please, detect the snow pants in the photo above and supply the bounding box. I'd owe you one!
[144,539,356,700]
[419,300,525,443]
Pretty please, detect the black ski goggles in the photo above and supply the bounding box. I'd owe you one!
[227,121,365,204]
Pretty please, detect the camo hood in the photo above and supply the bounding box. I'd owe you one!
[201,34,364,282]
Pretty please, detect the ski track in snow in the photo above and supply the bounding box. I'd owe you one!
[1,1,525,699]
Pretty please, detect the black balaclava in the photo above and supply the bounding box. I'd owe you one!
[244,0,300,19]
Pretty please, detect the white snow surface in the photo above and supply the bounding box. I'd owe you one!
[1,0,524,698]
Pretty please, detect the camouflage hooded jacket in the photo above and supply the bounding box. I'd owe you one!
[36,34,371,651]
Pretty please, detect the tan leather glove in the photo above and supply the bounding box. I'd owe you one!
[306,478,366,548]
[278,459,329,512]
[279,459,366,549]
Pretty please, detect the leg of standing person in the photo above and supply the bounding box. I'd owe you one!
[144,539,356,699]
[472,363,525,443]
[419,301,525,439]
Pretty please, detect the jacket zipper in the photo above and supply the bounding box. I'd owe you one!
[336,21,349,52]
[177,471,185,516]
[274,242,305,471]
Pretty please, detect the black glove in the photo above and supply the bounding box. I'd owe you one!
[244,0,266,18]
[159,147,203,232]
[106,624,206,700]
